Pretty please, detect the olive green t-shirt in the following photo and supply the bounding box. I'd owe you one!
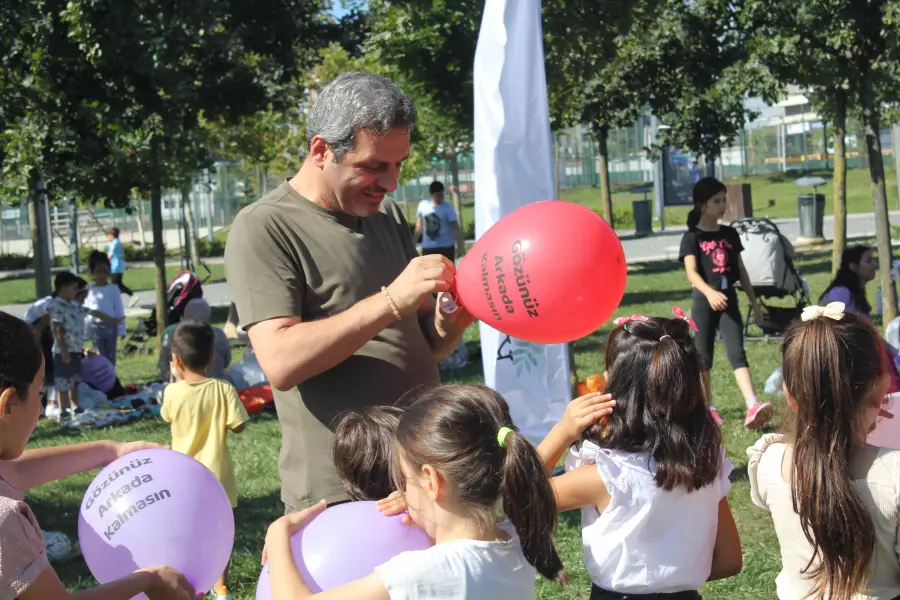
[224,181,440,509]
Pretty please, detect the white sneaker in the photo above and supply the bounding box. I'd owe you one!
[44,404,61,421]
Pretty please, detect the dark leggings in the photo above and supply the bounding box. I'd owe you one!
[111,273,133,296]
[590,587,701,600]
[691,288,748,371]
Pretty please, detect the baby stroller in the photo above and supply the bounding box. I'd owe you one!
[122,270,204,356]
[732,217,810,340]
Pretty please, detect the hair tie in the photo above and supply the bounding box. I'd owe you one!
[613,314,650,332]
[672,306,698,333]
[497,427,514,448]
[659,335,672,342]
[801,302,845,322]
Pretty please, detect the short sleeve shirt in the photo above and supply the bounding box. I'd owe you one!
[375,522,535,599]
[0,476,49,599]
[161,378,250,507]
[108,238,125,274]
[49,300,89,354]
[679,226,744,290]
[224,181,440,510]
[417,200,458,249]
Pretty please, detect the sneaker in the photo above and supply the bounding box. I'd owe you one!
[44,403,61,421]
[745,402,774,429]
[709,407,725,426]
[211,587,232,600]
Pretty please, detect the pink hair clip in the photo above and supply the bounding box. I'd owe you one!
[672,306,698,333]
[613,314,650,329]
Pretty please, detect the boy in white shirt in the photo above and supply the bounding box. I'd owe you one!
[85,250,126,364]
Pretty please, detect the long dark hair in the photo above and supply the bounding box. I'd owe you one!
[820,245,872,315]
[782,312,886,600]
[394,385,565,582]
[686,177,727,230]
[590,317,721,490]
[0,311,43,403]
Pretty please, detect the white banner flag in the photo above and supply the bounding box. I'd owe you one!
[473,0,572,443]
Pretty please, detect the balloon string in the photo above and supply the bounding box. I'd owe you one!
[439,293,459,314]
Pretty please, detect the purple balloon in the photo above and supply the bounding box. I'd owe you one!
[256,501,432,598]
[78,449,234,598]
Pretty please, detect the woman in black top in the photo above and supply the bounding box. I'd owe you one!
[679,177,773,429]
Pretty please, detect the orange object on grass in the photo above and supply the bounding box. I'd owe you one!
[238,384,274,415]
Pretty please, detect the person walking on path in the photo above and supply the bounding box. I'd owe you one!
[106,228,136,304]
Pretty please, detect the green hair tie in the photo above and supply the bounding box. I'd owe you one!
[497,426,514,448]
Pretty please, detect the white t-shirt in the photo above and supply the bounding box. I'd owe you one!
[84,284,126,336]
[566,440,733,594]
[375,521,535,599]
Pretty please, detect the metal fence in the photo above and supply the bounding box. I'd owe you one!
[1,108,894,256]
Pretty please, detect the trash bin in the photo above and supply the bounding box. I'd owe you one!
[632,199,652,237]
[797,193,825,241]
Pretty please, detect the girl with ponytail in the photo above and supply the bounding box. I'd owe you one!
[537,312,743,599]
[679,176,773,429]
[265,384,565,599]
[749,305,900,600]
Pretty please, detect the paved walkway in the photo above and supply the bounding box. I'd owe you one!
[3,211,896,320]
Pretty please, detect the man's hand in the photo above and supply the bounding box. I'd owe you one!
[435,292,475,337]
[385,256,455,316]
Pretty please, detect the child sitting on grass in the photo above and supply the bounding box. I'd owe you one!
[161,322,249,600]
[49,272,121,422]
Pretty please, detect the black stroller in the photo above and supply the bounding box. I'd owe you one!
[731,217,810,339]
[122,270,205,356]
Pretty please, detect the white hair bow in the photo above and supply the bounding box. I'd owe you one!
[801,302,846,322]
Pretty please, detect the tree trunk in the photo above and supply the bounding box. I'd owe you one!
[449,151,465,253]
[28,170,52,298]
[861,74,897,323]
[132,193,144,246]
[823,120,830,170]
[181,184,200,270]
[150,180,168,350]
[554,139,561,201]
[262,166,269,195]
[598,126,613,226]
[68,198,79,274]
[832,90,848,280]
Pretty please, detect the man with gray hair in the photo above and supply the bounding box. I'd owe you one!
[225,72,473,512]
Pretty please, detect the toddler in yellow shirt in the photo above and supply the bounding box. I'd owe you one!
[161,322,248,600]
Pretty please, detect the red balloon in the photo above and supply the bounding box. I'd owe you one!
[454,201,626,344]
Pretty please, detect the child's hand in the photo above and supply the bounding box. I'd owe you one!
[261,499,327,564]
[377,491,422,530]
[140,565,197,600]
[116,440,169,459]
[561,392,616,442]
[61,351,71,364]
[377,490,407,517]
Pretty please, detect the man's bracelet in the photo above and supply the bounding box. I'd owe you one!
[381,286,401,321]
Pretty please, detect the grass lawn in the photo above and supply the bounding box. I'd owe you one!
[0,263,227,306]
[20,244,873,599]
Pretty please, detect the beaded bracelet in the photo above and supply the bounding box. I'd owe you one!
[381,286,401,321]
